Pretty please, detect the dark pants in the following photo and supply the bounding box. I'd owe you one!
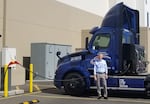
[96,73,107,97]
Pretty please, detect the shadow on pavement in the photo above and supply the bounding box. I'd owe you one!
[42,87,67,95]
[41,88,148,99]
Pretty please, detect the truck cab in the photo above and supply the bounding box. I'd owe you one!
[54,3,149,96]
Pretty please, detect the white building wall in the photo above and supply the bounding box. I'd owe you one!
[0,0,101,85]
[109,0,136,9]
[135,0,145,27]
[146,0,150,27]
[56,0,109,17]
[57,0,150,28]
[116,0,136,9]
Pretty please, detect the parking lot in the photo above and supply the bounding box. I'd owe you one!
[0,81,150,104]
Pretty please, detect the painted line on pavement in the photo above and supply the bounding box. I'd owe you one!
[33,84,41,91]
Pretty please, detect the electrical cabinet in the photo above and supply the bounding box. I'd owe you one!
[31,43,71,80]
[0,48,16,90]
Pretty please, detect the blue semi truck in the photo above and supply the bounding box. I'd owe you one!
[54,2,150,96]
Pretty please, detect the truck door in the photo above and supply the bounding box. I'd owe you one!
[89,30,114,74]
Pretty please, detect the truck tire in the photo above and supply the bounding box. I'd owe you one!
[63,72,86,96]
[145,83,150,98]
[145,75,150,98]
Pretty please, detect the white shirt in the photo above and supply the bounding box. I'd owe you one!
[93,59,108,75]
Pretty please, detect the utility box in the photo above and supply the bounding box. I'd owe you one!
[1,48,16,68]
[0,48,16,91]
[31,43,71,80]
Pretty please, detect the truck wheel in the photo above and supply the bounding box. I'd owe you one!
[63,72,86,96]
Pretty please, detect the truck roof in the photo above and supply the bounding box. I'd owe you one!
[101,2,139,33]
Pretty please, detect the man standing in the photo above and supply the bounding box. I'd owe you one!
[90,53,108,99]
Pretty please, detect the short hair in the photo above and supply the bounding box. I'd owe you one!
[97,52,103,56]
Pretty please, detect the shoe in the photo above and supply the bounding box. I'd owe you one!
[97,96,102,99]
[104,97,108,99]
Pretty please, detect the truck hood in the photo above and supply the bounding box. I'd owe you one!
[57,50,90,66]
[57,50,111,67]
[101,2,139,33]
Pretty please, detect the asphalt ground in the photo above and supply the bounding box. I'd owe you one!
[0,81,150,104]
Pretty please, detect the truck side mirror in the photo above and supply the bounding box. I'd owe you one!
[56,51,62,60]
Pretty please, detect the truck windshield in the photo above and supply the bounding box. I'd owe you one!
[92,34,110,50]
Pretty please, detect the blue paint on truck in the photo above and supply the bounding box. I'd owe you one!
[54,2,150,96]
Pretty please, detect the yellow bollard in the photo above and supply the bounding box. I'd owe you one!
[4,64,8,97]
[29,64,33,93]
